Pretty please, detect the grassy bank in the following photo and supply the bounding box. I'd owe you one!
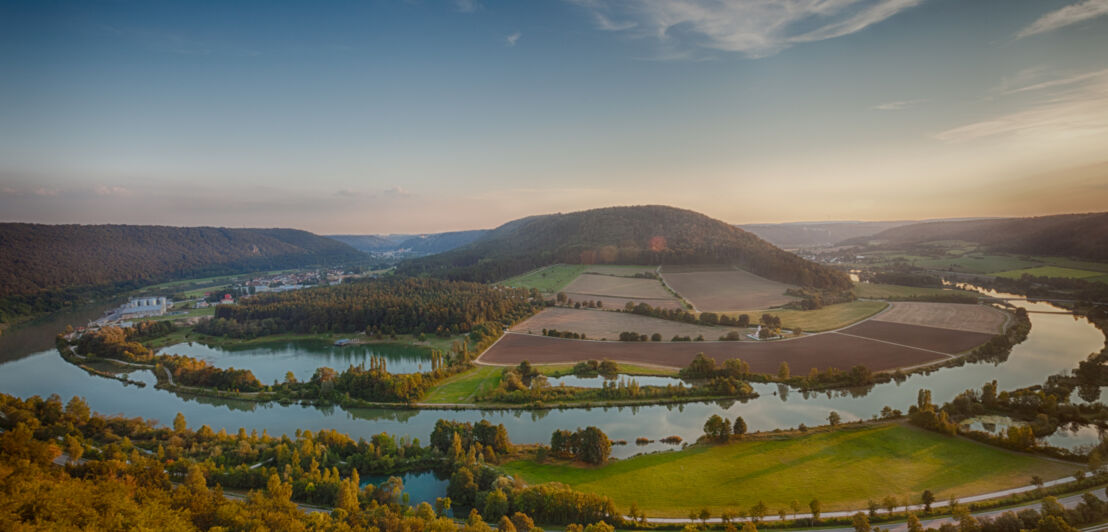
[500,423,1077,516]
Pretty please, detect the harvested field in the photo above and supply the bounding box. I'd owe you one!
[660,266,796,312]
[562,272,684,310]
[872,302,1006,334]
[510,307,747,341]
[838,320,995,355]
[480,331,949,373]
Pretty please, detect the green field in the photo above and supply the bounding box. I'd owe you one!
[423,366,504,403]
[853,283,979,300]
[994,266,1104,280]
[726,301,887,332]
[911,254,1040,274]
[501,423,1077,516]
[501,265,588,293]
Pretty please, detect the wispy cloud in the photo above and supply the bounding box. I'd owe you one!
[506,31,522,47]
[934,69,1108,142]
[1016,0,1108,38]
[872,99,927,111]
[569,0,924,59]
[1000,68,1108,95]
[452,0,482,13]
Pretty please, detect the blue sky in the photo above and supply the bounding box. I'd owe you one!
[1,0,1106,233]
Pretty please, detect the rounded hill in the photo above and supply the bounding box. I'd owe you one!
[397,205,850,289]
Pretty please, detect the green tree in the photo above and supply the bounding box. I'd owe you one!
[921,490,935,512]
[484,488,510,521]
[809,499,821,521]
[828,411,841,426]
[734,416,748,436]
[173,412,187,433]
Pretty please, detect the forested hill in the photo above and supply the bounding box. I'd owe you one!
[849,212,1108,260]
[397,205,851,289]
[0,224,364,321]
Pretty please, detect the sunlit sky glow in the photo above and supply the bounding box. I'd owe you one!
[1,0,1107,233]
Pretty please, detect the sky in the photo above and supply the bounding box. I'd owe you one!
[1,0,1107,234]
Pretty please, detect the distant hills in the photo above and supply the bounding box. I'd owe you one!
[0,224,363,322]
[397,205,851,289]
[845,212,1108,260]
[739,221,917,249]
[329,230,488,255]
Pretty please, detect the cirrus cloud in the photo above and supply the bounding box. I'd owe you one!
[569,0,924,59]
[1016,0,1108,38]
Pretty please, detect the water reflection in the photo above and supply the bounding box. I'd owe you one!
[0,293,1103,460]
[163,340,434,382]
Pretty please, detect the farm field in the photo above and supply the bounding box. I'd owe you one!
[853,282,979,300]
[839,320,995,354]
[905,254,1039,274]
[871,302,1006,334]
[993,266,1103,280]
[563,272,685,310]
[660,266,797,312]
[728,301,888,332]
[479,330,948,372]
[583,264,657,276]
[501,264,587,293]
[500,423,1077,516]
[510,307,747,341]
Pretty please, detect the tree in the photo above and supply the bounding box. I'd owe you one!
[699,508,711,525]
[435,497,452,517]
[852,512,871,532]
[828,411,841,426]
[511,512,535,532]
[751,501,768,522]
[173,412,187,433]
[917,389,932,411]
[59,434,82,464]
[778,362,790,380]
[882,495,898,515]
[704,415,730,442]
[921,490,935,512]
[809,499,821,521]
[790,500,801,519]
[484,489,510,521]
[907,513,923,532]
[336,478,359,514]
[742,522,758,532]
[734,416,747,436]
[498,516,517,532]
[651,333,662,342]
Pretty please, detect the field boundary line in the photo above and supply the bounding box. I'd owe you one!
[830,331,955,358]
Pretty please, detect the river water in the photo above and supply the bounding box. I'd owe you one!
[0,294,1103,463]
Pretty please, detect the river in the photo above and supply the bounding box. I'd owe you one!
[0,294,1103,463]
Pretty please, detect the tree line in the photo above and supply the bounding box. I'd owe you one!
[203,276,540,338]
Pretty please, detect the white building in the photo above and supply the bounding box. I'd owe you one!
[120,297,168,318]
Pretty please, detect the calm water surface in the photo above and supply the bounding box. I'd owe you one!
[0,292,1103,460]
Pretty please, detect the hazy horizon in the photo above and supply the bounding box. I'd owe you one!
[2,0,1107,233]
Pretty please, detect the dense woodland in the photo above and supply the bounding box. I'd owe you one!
[849,212,1108,261]
[0,391,633,530]
[398,206,851,290]
[0,223,363,324]
[205,277,540,337]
